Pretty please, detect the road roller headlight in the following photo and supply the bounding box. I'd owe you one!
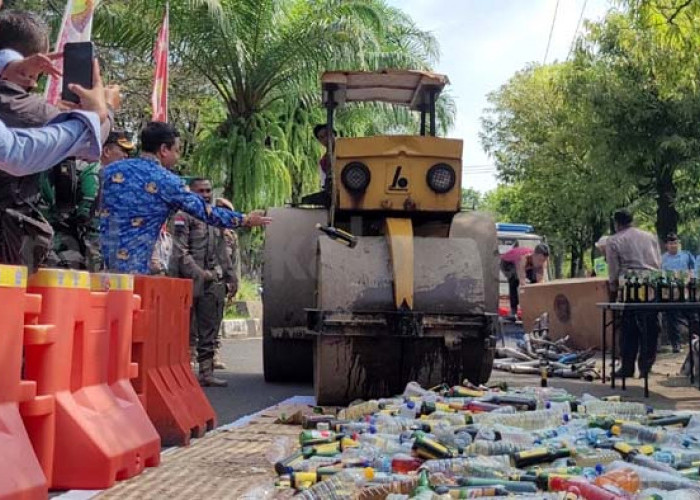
[426,163,456,193]
[341,162,371,193]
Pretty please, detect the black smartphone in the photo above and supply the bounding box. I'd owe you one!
[61,41,95,104]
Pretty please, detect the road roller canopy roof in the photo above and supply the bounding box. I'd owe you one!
[321,70,449,110]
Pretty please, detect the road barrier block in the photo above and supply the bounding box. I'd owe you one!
[0,265,50,499]
[132,275,216,446]
[24,269,160,490]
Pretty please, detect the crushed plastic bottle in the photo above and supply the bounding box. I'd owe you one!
[583,401,648,419]
[472,407,567,430]
[267,381,700,498]
[603,461,700,492]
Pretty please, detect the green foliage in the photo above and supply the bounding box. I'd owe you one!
[88,0,453,213]
[224,276,261,319]
[481,1,700,276]
[460,187,482,211]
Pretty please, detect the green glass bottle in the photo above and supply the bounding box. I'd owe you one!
[623,271,632,303]
[678,272,687,303]
[412,469,432,496]
[632,272,640,303]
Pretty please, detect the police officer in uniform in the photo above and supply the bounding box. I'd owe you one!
[171,178,237,387]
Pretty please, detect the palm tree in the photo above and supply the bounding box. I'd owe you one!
[93,0,453,210]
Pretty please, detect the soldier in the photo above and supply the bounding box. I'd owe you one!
[41,130,134,271]
[171,178,238,387]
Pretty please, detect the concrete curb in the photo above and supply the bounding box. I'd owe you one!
[220,318,261,339]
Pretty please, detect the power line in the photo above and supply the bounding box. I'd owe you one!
[462,163,496,169]
[568,0,588,59]
[543,0,561,64]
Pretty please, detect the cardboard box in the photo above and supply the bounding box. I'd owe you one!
[520,278,609,350]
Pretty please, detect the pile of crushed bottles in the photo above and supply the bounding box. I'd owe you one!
[264,382,700,499]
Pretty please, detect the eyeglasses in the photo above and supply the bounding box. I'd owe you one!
[196,188,212,194]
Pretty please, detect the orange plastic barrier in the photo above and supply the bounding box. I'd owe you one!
[23,269,160,490]
[0,265,51,500]
[132,275,216,446]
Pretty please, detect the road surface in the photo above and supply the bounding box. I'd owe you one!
[202,338,698,426]
[201,338,313,425]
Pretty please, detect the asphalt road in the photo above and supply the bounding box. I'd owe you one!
[201,338,313,425]
[202,338,697,426]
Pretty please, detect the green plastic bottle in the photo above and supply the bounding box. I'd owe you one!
[412,469,432,496]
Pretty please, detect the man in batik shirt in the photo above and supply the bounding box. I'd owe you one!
[100,121,270,275]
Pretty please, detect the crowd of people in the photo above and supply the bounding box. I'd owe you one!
[0,8,270,387]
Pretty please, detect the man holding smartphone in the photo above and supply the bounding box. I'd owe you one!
[0,10,116,271]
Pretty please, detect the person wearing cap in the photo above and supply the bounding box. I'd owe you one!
[592,236,609,278]
[499,243,550,320]
[661,232,695,353]
[101,129,135,166]
[313,123,336,189]
[606,209,662,377]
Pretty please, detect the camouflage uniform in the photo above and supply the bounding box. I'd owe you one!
[0,79,112,273]
[0,80,60,272]
[40,160,102,271]
[170,212,237,365]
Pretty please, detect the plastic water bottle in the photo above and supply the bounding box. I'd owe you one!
[372,455,392,473]
[293,471,360,499]
[424,411,467,426]
[399,401,417,419]
[467,439,528,456]
[420,457,514,476]
[574,449,622,467]
[629,453,681,474]
[654,449,700,468]
[338,400,380,420]
[372,414,403,434]
[454,430,473,449]
[403,381,435,400]
[472,408,566,430]
[583,401,648,418]
[494,427,536,446]
[611,423,665,443]
[576,428,609,446]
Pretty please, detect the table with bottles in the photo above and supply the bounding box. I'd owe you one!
[597,270,700,398]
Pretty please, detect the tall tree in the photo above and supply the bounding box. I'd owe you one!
[92,0,453,210]
[573,5,700,238]
[481,62,632,276]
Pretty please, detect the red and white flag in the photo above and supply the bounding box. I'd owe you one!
[151,5,169,123]
[45,0,99,105]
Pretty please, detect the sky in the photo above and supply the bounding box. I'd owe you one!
[386,0,612,193]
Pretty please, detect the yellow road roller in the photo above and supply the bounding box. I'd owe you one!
[263,70,498,405]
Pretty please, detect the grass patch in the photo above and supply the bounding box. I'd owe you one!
[224,277,260,319]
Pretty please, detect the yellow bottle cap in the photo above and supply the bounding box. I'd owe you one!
[638,445,654,455]
[610,425,621,436]
[364,467,375,480]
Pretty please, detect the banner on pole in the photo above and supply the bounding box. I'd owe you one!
[45,0,99,105]
[152,5,169,123]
